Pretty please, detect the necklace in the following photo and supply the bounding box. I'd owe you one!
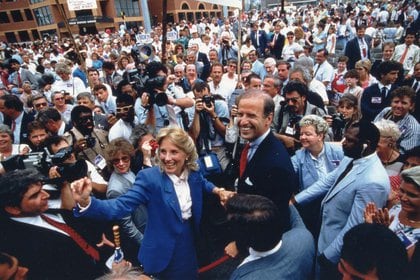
[381,150,395,166]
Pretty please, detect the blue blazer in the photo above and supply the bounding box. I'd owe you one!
[295,154,389,263]
[74,167,215,273]
[291,143,344,191]
[361,83,397,122]
[230,206,315,280]
[344,36,372,70]
[237,132,298,212]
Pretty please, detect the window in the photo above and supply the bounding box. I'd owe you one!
[33,6,53,26]
[24,9,34,20]
[198,3,205,10]
[11,10,24,22]
[181,3,189,10]
[0,12,9,23]
[114,0,140,17]
[29,0,45,3]
[18,30,30,42]
[212,4,218,9]
[5,32,17,43]
[31,29,40,40]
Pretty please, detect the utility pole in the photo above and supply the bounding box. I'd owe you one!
[161,0,167,64]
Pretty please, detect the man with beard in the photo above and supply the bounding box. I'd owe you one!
[63,105,109,177]
[292,121,389,279]
[108,94,137,142]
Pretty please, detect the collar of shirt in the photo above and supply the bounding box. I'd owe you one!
[377,81,392,91]
[121,171,136,183]
[11,213,69,236]
[239,240,283,267]
[167,169,189,184]
[248,129,270,160]
[14,111,24,126]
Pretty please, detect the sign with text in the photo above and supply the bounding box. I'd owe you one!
[195,0,242,9]
[67,0,97,11]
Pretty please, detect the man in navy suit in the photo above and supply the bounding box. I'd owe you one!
[344,24,372,70]
[0,94,34,144]
[236,90,297,212]
[0,169,107,279]
[360,60,401,121]
[250,23,268,58]
[227,194,314,280]
[269,22,285,60]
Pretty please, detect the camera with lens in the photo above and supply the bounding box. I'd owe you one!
[84,136,96,148]
[331,113,346,131]
[202,95,215,107]
[144,76,168,108]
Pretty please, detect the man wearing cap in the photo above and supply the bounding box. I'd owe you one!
[7,58,38,92]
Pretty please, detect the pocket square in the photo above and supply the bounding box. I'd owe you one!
[245,177,253,186]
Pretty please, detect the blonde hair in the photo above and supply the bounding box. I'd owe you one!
[156,126,199,171]
[374,119,401,144]
[355,59,372,72]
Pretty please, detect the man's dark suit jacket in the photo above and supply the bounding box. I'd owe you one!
[361,83,397,122]
[197,52,211,81]
[237,132,298,212]
[0,211,107,280]
[250,30,268,57]
[270,33,285,60]
[344,36,372,70]
[4,112,35,144]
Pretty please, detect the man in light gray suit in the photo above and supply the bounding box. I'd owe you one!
[228,194,315,280]
[8,58,38,91]
[292,120,389,278]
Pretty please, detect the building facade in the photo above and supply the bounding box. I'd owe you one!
[0,0,224,43]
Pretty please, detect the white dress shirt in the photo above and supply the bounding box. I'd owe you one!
[167,170,192,220]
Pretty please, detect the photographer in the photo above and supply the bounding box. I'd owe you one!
[45,135,107,196]
[218,32,238,67]
[63,105,109,177]
[135,62,194,132]
[189,81,230,171]
[274,81,325,155]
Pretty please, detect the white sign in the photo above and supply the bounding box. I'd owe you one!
[166,31,177,41]
[67,0,97,11]
[195,0,242,9]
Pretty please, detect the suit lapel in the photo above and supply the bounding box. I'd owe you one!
[162,173,183,222]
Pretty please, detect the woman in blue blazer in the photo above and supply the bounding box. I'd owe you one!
[291,115,344,235]
[71,127,233,279]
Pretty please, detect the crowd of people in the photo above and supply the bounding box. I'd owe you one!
[0,0,420,279]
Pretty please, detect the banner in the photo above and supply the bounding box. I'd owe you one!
[67,0,97,11]
[195,0,242,9]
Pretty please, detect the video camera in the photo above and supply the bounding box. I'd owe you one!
[1,146,88,185]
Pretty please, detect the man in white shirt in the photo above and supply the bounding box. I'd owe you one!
[93,84,116,115]
[391,29,419,77]
[52,63,87,103]
[313,49,334,90]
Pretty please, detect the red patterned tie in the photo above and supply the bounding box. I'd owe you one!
[41,214,100,261]
[17,72,22,88]
[239,143,250,178]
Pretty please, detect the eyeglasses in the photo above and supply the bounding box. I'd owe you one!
[229,65,237,68]
[54,97,64,101]
[285,97,301,103]
[111,156,130,165]
[116,105,133,113]
[34,102,48,108]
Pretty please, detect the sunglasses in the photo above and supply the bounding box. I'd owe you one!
[285,97,301,103]
[34,102,48,108]
[111,156,130,165]
[54,97,64,101]
[116,105,133,113]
